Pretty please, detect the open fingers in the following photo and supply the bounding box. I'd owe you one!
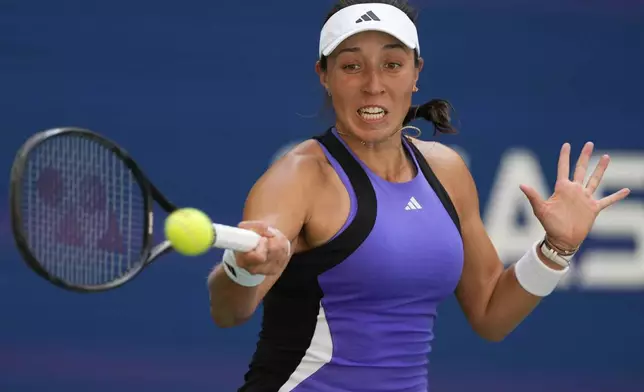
[557,143,571,182]
[598,188,631,211]
[573,142,594,183]
[585,154,610,194]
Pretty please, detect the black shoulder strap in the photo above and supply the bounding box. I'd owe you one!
[274,128,377,289]
[405,139,462,235]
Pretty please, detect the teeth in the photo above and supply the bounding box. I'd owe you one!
[358,106,386,121]
[359,111,385,121]
[359,106,385,114]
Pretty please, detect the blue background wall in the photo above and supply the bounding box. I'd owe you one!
[1,1,643,391]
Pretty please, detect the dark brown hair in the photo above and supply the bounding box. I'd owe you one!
[320,0,457,135]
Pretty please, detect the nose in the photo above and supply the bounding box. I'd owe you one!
[360,67,385,95]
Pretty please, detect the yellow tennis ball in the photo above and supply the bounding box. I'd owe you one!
[164,208,214,256]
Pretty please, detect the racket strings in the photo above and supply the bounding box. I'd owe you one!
[21,136,146,287]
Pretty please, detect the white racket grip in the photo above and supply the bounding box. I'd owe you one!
[212,224,261,252]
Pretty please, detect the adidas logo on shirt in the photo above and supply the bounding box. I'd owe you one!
[355,11,381,23]
[404,197,422,211]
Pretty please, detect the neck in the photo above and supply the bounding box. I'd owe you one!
[335,125,415,183]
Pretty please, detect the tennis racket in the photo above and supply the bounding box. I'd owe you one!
[9,127,261,293]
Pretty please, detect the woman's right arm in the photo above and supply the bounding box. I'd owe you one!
[207,142,324,328]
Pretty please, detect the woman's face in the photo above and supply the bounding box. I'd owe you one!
[317,31,422,144]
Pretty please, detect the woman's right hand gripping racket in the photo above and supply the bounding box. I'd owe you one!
[9,127,261,293]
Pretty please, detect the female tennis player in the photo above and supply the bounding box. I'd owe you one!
[207,1,630,391]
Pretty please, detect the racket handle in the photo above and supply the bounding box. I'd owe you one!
[212,224,261,252]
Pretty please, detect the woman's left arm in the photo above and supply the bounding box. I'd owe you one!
[417,141,630,342]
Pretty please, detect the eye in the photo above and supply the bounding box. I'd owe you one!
[384,62,402,69]
[342,64,361,72]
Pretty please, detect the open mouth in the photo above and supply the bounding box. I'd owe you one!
[357,106,388,121]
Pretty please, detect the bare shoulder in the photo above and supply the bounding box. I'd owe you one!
[266,139,331,185]
[408,138,467,174]
[242,138,334,240]
[407,138,479,217]
[245,139,332,211]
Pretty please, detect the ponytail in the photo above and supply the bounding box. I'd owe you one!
[403,99,458,135]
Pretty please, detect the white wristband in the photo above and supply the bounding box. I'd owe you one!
[221,249,265,287]
[515,240,570,297]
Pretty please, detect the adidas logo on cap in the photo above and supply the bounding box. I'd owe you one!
[355,10,380,23]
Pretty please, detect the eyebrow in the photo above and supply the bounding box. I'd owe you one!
[335,43,408,56]
[383,43,407,51]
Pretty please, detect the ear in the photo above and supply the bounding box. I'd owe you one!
[315,60,329,92]
[414,56,424,85]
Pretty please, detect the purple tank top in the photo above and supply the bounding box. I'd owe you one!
[239,129,464,392]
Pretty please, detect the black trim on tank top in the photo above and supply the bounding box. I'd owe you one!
[271,127,378,290]
[404,137,462,235]
[238,127,377,392]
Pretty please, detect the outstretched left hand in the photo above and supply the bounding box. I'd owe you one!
[519,142,631,252]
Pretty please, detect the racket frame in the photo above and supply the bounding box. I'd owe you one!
[9,127,164,293]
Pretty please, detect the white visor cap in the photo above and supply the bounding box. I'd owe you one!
[319,3,420,58]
